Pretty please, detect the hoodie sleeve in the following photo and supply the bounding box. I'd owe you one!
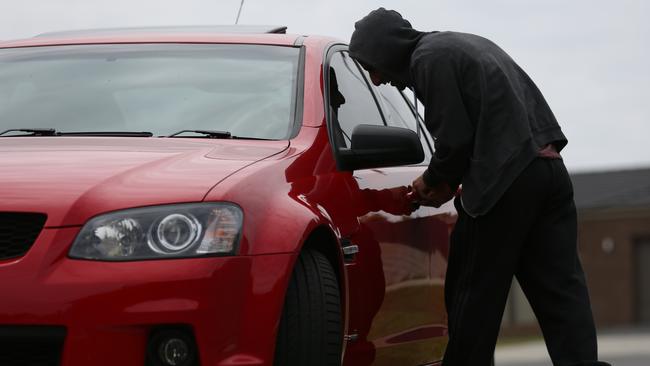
[412,50,474,189]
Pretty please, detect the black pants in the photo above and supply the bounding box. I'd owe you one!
[442,158,609,366]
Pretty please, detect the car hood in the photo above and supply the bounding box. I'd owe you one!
[0,137,288,227]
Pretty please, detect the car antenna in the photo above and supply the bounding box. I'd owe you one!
[235,0,245,25]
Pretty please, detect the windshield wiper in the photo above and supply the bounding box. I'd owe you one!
[165,130,272,140]
[167,130,232,139]
[0,128,57,136]
[0,128,153,137]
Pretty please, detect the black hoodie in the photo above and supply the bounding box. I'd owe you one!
[349,8,567,217]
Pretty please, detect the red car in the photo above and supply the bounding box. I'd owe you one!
[0,26,456,366]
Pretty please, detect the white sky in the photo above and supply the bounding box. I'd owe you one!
[1,0,648,172]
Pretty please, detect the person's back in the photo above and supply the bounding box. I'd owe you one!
[409,30,567,216]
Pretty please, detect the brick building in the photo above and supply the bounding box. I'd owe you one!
[502,167,650,332]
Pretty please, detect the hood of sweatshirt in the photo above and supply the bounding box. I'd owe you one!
[349,8,426,89]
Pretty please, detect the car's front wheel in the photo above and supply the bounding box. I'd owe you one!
[274,248,343,366]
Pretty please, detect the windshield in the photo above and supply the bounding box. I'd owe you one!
[0,44,301,139]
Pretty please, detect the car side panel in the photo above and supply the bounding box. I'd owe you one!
[343,166,455,366]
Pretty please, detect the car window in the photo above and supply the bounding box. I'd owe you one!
[0,44,301,140]
[327,51,385,148]
[375,84,433,162]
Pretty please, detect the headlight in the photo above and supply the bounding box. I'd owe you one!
[69,203,243,261]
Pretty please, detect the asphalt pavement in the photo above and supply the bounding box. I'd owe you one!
[495,327,650,366]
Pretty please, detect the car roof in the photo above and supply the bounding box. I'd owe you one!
[35,25,289,38]
[0,25,340,49]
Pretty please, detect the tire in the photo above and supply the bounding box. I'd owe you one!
[274,249,343,366]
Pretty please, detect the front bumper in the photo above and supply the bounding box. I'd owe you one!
[0,227,295,366]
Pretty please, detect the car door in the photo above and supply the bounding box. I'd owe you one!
[324,47,455,366]
[367,83,455,365]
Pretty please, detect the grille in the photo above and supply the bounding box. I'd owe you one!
[0,326,66,366]
[0,212,47,260]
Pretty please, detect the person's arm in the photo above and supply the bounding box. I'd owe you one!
[412,51,475,191]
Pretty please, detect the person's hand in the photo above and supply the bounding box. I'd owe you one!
[411,175,455,208]
[411,175,432,200]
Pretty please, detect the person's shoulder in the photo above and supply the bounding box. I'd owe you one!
[411,32,479,65]
[413,32,503,65]
[416,31,492,53]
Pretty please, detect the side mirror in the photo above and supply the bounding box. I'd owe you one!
[338,124,424,171]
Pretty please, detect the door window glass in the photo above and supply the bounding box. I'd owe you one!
[327,51,384,148]
[375,84,433,162]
